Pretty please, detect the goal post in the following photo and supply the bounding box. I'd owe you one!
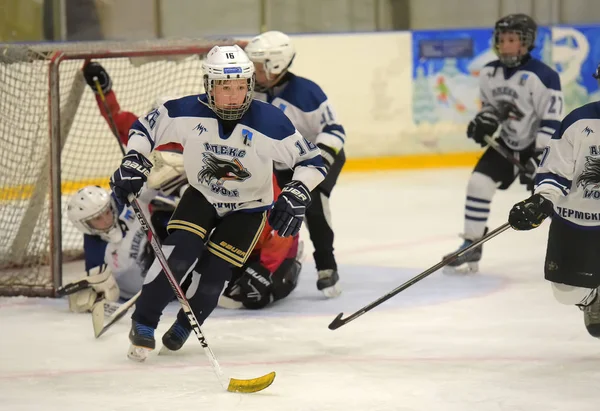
[0,39,231,297]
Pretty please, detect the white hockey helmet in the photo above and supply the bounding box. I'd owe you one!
[201,45,255,120]
[67,185,122,243]
[245,31,295,88]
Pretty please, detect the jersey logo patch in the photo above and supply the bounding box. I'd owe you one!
[242,129,253,147]
[519,73,529,86]
[583,126,595,137]
[123,209,134,221]
[577,156,600,190]
[197,152,251,186]
[194,123,208,135]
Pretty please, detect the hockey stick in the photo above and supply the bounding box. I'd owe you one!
[483,136,527,174]
[130,196,276,393]
[94,290,141,338]
[93,78,126,156]
[56,278,92,297]
[95,80,275,393]
[328,222,511,330]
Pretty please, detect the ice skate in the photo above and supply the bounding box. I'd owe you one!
[317,269,341,298]
[442,233,486,274]
[159,319,192,354]
[582,291,600,338]
[127,321,155,362]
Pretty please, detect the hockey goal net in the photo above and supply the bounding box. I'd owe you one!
[0,39,230,297]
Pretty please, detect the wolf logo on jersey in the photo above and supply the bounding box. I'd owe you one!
[197,152,251,186]
[576,156,600,190]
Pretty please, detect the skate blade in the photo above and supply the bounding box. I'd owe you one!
[127,344,153,362]
[158,345,175,356]
[321,282,342,298]
[442,261,479,275]
[227,371,276,393]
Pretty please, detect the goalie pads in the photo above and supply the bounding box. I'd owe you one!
[64,267,120,313]
[147,151,187,196]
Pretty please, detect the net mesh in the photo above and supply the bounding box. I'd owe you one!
[0,40,224,296]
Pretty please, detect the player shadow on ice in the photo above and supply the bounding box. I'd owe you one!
[163,264,504,319]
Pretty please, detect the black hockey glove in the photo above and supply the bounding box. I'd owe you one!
[269,180,311,238]
[467,110,500,147]
[110,150,153,205]
[508,194,554,231]
[238,263,274,309]
[317,143,336,172]
[82,62,112,95]
[519,150,543,192]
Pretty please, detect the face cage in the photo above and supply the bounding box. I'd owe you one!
[493,29,534,68]
[81,199,119,237]
[204,76,255,121]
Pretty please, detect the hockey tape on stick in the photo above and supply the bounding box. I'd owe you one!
[129,194,275,393]
[328,222,511,330]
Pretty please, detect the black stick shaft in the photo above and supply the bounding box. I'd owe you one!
[328,222,511,330]
[484,136,527,173]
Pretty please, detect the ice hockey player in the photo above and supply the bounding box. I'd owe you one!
[245,31,345,298]
[61,177,180,316]
[81,61,303,315]
[508,64,600,340]
[109,45,325,361]
[443,14,563,273]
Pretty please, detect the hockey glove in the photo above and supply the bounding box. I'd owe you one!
[269,180,311,238]
[110,150,153,205]
[467,110,500,147]
[82,62,112,95]
[238,263,274,309]
[519,150,543,192]
[317,143,336,172]
[508,194,554,231]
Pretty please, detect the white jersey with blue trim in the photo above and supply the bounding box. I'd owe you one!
[127,94,326,217]
[253,73,346,154]
[479,57,563,151]
[535,101,600,229]
[84,204,148,299]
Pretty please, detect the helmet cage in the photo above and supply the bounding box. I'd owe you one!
[79,198,121,241]
[203,75,255,121]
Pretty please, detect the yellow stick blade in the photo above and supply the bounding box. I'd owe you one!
[227,371,276,393]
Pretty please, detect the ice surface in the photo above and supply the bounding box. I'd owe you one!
[1,169,599,411]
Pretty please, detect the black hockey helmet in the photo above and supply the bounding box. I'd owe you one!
[493,14,537,67]
[593,63,600,87]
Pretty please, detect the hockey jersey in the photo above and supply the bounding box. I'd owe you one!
[93,89,183,153]
[479,57,563,151]
[535,101,600,229]
[83,201,151,299]
[127,94,326,216]
[253,73,346,155]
